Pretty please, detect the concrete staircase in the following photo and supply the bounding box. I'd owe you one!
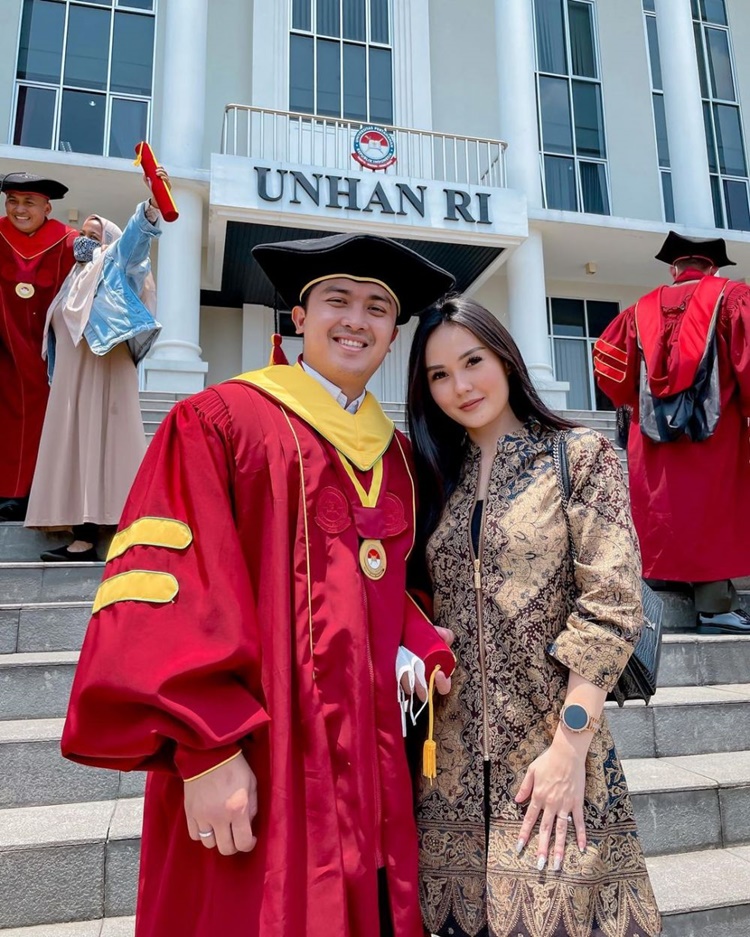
[1,404,749,934]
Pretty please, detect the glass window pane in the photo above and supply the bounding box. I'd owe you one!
[370,0,389,43]
[710,174,724,226]
[343,0,366,41]
[643,0,656,12]
[369,47,393,124]
[17,0,65,84]
[317,38,340,117]
[317,0,340,37]
[568,1,596,78]
[580,160,610,214]
[705,27,735,100]
[653,93,670,167]
[292,0,311,30]
[118,0,153,9]
[701,0,727,25]
[661,170,675,222]
[109,97,147,158]
[587,301,619,338]
[111,13,154,95]
[572,81,605,158]
[535,0,567,74]
[539,76,573,154]
[64,6,110,91]
[13,85,56,149]
[552,298,585,336]
[645,15,662,90]
[290,34,314,113]
[553,339,592,409]
[724,179,750,231]
[544,155,577,209]
[691,0,700,16]
[703,100,718,171]
[714,103,746,176]
[59,89,106,154]
[343,43,366,120]
[694,23,708,97]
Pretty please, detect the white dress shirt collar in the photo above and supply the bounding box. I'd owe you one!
[300,361,366,414]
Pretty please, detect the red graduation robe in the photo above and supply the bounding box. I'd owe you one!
[0,216,77,497]
[593,271,750,582]
[62,365,453,937]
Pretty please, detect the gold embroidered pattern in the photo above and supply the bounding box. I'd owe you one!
[416,423,661,937]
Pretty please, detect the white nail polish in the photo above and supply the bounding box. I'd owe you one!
[552,856,561,872]
[537,856,546,871]
[516,839,525,854]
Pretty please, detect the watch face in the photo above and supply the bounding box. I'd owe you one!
[563,704,588,731]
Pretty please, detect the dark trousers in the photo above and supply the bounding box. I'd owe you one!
[72,523,99,544]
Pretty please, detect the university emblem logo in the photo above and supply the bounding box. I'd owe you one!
[352,125,397,171]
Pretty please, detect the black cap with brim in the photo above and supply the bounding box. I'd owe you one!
[252,232,456,324]
[655,230,736,267]
[1,172,68,200]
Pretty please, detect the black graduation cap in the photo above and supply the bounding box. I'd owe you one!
[0,172,68,200]
[655,231,736,267]
[252,232,455,325]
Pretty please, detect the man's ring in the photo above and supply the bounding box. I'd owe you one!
[197,829,214,839]
[558,814,572,822]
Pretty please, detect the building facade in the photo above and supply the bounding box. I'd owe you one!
[3,0,750,414]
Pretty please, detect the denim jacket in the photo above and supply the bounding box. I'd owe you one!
[47,200,162,380]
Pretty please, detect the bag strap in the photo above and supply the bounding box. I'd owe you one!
[553,430,576,560]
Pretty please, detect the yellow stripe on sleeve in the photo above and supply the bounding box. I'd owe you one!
[92,570,179,614]
[106,517,193,562]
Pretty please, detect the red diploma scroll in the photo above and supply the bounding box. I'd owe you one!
[134,142,179,222]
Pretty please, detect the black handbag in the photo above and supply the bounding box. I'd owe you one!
[553,432,663,707]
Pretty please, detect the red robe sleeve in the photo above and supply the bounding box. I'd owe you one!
[593,307,639,407]
[723,286,750,417]
[61,392,270,780]
[401,592,456,678]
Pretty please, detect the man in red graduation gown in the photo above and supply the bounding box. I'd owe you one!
[0,172,77,521]
[62,233,457,937]
[593,232,750,633]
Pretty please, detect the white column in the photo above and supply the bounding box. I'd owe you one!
[392,0,433,129]
[654,0,715,228]
[495,0,568,408]
[142,0,209,393]
[252,1,289,110]
[242,304,275,373]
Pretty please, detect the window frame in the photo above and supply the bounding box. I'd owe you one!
[642,2,675,223]
[289,0,395,124]
[11,0,156,158]
[533,0,611,216]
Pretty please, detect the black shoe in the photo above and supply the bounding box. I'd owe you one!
[40,544,98,563]
[697,609,750,635]
[0,498,28,522]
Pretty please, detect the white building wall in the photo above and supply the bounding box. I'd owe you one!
[0,0,24,146]
[597,0,663,222]
[200,306,244,386]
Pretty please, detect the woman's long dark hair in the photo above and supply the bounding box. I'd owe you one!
[407,295,578,554]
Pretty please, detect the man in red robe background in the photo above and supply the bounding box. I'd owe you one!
[62,232,457,937]
[594,232,750,633]
[0,171,77,521]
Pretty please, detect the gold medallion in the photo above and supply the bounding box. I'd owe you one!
[359,539,387,580]
[15,282,35,299]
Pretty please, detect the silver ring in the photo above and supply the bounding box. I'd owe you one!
[558,814,572,822]
[197,829,214,839]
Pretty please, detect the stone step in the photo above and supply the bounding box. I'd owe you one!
[625,750,750,856]
[658,589,750,632]
[648,845,750,937]
[0,602,92,654]
[0,798,141,929]
[608,683,750,759]
[139,408,175,423]
[0,525,114,564]
[0,562,103,604]
[659,632,750,686]
[0,918,134,936]
[0,719,143,808]
[0,652,78,720]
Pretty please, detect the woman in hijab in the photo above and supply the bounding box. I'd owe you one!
[25,170,167,561]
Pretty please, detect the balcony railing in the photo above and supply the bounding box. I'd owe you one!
[222,105,507,188]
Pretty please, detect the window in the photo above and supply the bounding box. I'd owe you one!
[290,0,393,123]
[642,0,674,221]
[533,0,610,214]
[692,0,750,229]
[13,0,155,157]
[547,297,619,410]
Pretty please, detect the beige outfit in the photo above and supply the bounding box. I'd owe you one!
[417,423,661,937]
[25,213,148,529]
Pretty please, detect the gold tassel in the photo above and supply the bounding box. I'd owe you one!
[422,665,441,783]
